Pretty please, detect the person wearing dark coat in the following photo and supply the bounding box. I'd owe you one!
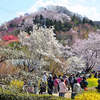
[48,76,54,95]
[97,79,100,92]
[94,72,98,78]
[80,76,88,90]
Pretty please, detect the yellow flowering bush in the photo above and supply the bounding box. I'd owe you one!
[87,76,98,87]
[75,91,100,100]
[10,79,24,90]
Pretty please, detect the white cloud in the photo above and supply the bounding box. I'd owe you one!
[27,0,69,13]
[68,4,100,21]
[16,11,25,17]
[68,4,90,16]
[89,7,100,21]
[27,0,100,21]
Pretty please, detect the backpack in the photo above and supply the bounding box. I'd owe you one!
[64,78,68,85]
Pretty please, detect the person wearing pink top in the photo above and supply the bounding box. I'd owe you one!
[54,76,59,93]
[59,78,68,97]
[77,76,83,83]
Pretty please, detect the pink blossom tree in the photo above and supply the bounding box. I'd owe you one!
[31,9,71,22]
[72,33,100,73]
[21,9,71,31]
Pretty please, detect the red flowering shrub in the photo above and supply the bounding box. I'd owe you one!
[2,35,19,45]
[2,35,18,41]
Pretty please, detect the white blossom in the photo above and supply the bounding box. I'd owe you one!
[66,56,85,74]
[18,25,62,71]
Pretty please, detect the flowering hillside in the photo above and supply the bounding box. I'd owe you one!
[0,5,99,46]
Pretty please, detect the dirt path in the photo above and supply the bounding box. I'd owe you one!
[52,91,72,99]
[42,90,72,98]
[65,92,71,98]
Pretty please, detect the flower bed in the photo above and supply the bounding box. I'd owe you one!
[75,90,100,100]
[87,77,98,87]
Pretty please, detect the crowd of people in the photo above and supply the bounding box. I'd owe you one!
[41,72,89,98]
[22,71,100,99]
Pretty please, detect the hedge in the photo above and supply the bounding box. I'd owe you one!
[0,91,71,100]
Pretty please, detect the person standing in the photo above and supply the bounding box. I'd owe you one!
[48,76,54,95]
[68,74,72,85]
[97,79,100,92]
[71,79,81,99]
[64,76,70,91]
[59,78,68,97]
[94,72,98,78]
[98,73,100,78]
[70,76,75,92]
[73,79,81,94]
[34,76,38,94]
[43,72,47,92]
[39,79,45,94]
[54,76,59,93]
[28,79,33,93]
[80,76,88,90]
[77,76,83,83]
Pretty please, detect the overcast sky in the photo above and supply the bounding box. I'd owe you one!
[0,0,100,25]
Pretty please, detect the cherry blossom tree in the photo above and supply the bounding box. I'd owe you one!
[21,9,71,31]
[0,41,26,64]
[61,45,73,59]
[72,33,100,73]
[18,25,62,72]
[31,9,71,22]
[39,5,72,17]
[20,17,33,32]
[65,56,85,74]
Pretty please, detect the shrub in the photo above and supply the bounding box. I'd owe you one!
[75,90,100,100]
[0,91,70,100]
[10,79,24,91]
[87,76,98,87]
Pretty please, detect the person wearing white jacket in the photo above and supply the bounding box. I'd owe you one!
[59,78,68,97]
[73,79,81,94]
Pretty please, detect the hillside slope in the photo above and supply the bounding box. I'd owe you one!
[0,5,99,46]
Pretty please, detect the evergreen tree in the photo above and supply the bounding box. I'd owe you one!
[82,17,89,24]
[89,20,95,26]
[40,14,43,20]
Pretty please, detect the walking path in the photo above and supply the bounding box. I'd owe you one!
[42,90,72,99]
[52,90,71,98]
[42,87,96,99]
